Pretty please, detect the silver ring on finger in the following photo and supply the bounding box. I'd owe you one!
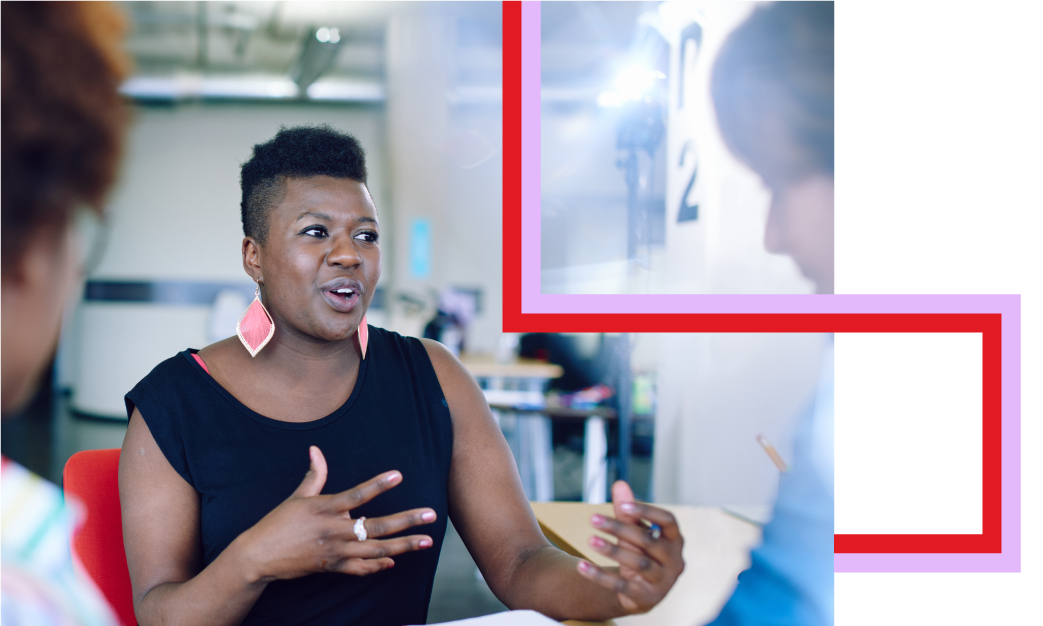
[354,516,368,542]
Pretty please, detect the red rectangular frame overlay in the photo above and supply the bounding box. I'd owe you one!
[500,1,1001,554]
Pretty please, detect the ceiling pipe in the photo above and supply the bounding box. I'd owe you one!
[289,27,344,97]
[196,1,208,69]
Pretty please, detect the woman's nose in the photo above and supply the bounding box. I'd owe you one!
[325,234,361,268]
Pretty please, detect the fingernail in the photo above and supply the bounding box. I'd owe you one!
[386,472,402,484]
[419,538,432,548]
[421,511,436,522]
[578,561,591,572]
[589,536,606,548]
[387,560,395,569]
[620,502,637,513]
[591,514,605,526]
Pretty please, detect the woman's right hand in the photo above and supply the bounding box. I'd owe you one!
[234,446,437,583]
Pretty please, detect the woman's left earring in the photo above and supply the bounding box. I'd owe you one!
[358,315,369,360]
[237,283,275,357]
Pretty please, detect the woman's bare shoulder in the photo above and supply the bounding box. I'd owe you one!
[196,336,242,361]
[418,338,466,385]
[195,337,254,390]
[418,339,488,423]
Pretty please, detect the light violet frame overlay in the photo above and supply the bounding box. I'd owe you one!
[516,1,1020,573]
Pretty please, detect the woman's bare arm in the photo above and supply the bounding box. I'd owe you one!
[119,409,438,626]
[120,409,266,626]
[422,340,683,621]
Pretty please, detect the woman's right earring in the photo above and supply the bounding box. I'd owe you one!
[237,283,275,357]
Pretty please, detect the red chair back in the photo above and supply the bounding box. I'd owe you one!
[63,448,136,626]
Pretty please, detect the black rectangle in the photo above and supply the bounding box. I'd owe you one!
[84,280,387,309]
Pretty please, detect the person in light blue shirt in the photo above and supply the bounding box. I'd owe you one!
[710,341,833,626]
[707,3,835,624]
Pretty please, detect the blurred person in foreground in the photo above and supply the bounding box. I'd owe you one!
[707,2,834,625]
[1,2,130,624]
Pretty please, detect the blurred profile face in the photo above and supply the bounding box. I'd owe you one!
[245,176,381,345]
[1,224,80,413]
[763,174,834,294]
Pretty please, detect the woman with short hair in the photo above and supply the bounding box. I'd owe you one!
[119,125,686,626]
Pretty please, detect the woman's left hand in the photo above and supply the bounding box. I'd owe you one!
[576,481,685,615]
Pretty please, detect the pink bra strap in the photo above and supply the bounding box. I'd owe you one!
[192,353,210,374]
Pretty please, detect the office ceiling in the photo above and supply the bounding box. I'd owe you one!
[115,1,663,104]
[118,0,500,81]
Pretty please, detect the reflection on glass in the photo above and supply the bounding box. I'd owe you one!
[540,2,815,295]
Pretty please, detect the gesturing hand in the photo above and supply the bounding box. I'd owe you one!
[575,481,685,615]
[237,446,437,583]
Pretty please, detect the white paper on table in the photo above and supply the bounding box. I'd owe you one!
[420,610,561,626]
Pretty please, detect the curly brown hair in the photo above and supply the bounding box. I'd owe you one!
[1,1,131,271]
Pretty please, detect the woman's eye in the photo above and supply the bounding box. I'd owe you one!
[303,226,327,238]
[354,231,378,243]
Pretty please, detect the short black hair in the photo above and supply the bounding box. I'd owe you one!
[711,1,833,185]
[239,124,368,243]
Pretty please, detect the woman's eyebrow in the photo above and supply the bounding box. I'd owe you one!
[294,212,377,225]
[295,211,332,222]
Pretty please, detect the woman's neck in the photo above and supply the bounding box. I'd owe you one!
[199,332,363,423]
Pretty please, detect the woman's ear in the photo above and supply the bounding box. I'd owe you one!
[242,236,262,282]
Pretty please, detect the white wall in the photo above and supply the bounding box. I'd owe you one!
[96,103,389,281]
[653,333,826,513]
[660,1,815,296]
[441,130,503,355]
[385,11,503,351]
[540,109,631,274]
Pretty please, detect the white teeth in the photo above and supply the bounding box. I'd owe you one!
[333,288,354,295]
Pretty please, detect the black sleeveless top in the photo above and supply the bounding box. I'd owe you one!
[125,326,453,626]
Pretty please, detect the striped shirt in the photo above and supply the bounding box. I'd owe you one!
[1,456,117,626]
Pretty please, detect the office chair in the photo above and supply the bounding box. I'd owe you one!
[62,448,136,626]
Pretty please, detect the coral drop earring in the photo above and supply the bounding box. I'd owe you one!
[358,315,369,360]
[237,283,275,357]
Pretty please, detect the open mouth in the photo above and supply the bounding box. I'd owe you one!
[328,287,356,301]
[322,284,362,312]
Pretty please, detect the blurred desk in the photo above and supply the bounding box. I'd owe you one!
[462,356,563,502]
[461,356,563,408]
[461,356,565,379]
[531,502,762,626]
[462,356,650,504]
[493,406,624,505]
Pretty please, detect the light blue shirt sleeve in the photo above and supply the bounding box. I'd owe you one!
[707,338,834,626]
